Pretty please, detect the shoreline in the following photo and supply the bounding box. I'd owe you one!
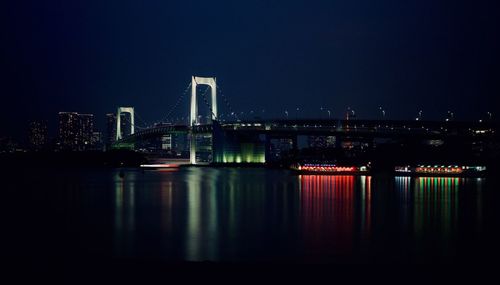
[0,151,496,176]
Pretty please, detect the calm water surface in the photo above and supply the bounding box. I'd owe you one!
[3,167,499,265]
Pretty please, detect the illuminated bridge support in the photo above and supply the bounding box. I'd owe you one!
[190,76,218,164]
[190,133,197,165]
[116,107,135,141]
[190,76,217,126]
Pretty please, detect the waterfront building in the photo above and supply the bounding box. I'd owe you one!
[58,112,95,151]
[106,113,116,150]
[78,114,94,150]
[28,120,48,150]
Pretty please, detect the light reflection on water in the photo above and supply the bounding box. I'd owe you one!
[299,175,370,255]
[113,172,136,256]
[107,168,485,262]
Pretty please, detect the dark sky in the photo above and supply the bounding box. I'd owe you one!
[1,0,499,139]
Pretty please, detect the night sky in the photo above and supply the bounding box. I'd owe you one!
[1,0,499,139]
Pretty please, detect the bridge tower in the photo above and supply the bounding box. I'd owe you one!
[190,76,218,164]
[116,107,135,141]
[190,76,217,126]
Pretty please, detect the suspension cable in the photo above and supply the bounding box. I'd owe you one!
[134,110,150,128]
[197,85,217,121]
[216,82,239,121]
[159,82,192,124]
[122,115,146,130]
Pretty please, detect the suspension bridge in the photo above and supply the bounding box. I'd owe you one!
[111,76,497,165]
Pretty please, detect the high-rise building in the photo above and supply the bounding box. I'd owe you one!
[325,136,336,148]
[91,131,103,150]
[308,136,336,149]
[58,112,95,151]
[79,114,94,150]
[28,120,48,150]
[105,113,116,150]
[58,112,80,150]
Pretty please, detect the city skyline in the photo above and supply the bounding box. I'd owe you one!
[1,0,499,276]
[1,0,499,140]
[5,103,495,148]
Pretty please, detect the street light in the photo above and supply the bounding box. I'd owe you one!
[285,110,289,119]
[327,110,331,119]
[416,110,423,121]
[447,111,454,121]
[379,106,386,119]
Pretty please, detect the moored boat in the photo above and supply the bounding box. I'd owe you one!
[291,162,370,175]
[395,165,486,177]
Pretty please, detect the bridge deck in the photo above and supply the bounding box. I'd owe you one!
[113,119,498,146]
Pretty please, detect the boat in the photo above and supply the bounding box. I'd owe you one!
[290,162,370,175]
[140,158,190,170]
[394,165,487,177]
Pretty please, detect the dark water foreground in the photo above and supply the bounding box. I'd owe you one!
[1,166,499,281]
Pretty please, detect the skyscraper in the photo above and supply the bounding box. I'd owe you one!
[58,112,79,150]
[91,131,103,150]
[58,112,95,151]
[106,113,116,150]
[28,120,48,150]
[78,114,94,150]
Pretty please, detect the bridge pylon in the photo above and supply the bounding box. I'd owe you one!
[190,76,218,165]
[116,107,135,141]
[190,76,217,126]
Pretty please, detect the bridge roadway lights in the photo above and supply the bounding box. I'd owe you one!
[116,107,135,141]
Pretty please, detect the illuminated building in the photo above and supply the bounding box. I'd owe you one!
[161,134,172,150]
[91,131,103,150]
[28,120,48,150]
[268,138,294,162]
[325,136,336,147]
[78,114,94,149]
[106,113,116,150]
[308,135,336,149]
[58,112,95,151]
[58,112,79,150]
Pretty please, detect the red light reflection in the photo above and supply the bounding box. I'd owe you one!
[299,175,357,256]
